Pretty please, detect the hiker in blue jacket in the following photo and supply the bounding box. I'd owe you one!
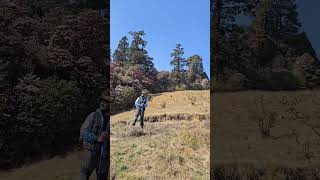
[79,95,110,180]
[132,90,148,128]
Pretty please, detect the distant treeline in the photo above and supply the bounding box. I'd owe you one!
[212,0,320,91]
[110,31,210,113]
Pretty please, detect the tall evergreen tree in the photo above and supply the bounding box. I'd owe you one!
[250,0,272,39]
[212,0,246,80]
[246,0,274,49]
[128,31,154,72]
[245,0,301,36]
[246,0,274,67]
[113,36,129,63]
[170,44,187,73]
[170,43,186,84]
[187,55,205,76]
[187,55,205,83]
[212,0,222,79]
[212,0,244,34]
[270,0,301,36]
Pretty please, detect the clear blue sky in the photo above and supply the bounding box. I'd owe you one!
[296,0,320,58]
[110,0,210,77]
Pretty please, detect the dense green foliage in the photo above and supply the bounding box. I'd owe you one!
[211,0,320,91]
[111,32,209,113]
[0,0,108,169]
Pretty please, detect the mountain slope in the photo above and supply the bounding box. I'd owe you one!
[0,90,210,180]
[110,90,210,179]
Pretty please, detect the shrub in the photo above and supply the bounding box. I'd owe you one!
[155,71,171,92]
[111,85,137,114]
[0,2,108,169]
[212,73,247,92]
[128,128,145,137]
[201,78,210,89]
[187,83,204,90]
[180,132,199,150]
[253,96,277,138]
[0,74,81,168]
[175,84,188,91]
[263,70,302,90]
[225,72,247,90]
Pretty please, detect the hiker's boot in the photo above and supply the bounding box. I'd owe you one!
[132,121,136,126]
[140,124,144,129]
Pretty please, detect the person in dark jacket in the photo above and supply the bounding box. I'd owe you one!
[132,90,148,128]
[79,95,110,180]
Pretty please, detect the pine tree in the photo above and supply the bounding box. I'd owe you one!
[170,44,187,73]
[212,0,243,34]
[187,55,205,84]
[271,0,301,36]
[187,55,204,77]
[170,43,186,84]
[127,31,155,73]
[212,0,243,80]
[251,0,272,36]
[113,36,129,63]
[212,0,222,79]
[245,0,301,36]
[248,0,272,49]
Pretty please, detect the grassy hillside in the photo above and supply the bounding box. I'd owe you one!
[0,90,210,180]
[110,90,210,179]
[212,90,320,179]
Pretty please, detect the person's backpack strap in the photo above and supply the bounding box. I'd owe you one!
[79,112,96,143]
[92,111,98,130]
[97,109,105,130]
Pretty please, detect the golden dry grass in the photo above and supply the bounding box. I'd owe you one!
[111,90,210,179]
[111,90,210,123]
[0,90,210,180]
[212,90,320,179]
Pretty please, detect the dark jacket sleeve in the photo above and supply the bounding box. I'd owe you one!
[80,112,97,143]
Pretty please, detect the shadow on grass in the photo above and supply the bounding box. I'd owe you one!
[212,162,320,180]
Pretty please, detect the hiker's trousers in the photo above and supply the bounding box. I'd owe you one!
[80,149,109,180]
[134,108,145,126]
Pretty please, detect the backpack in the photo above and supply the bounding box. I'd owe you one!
[138,96,147,106]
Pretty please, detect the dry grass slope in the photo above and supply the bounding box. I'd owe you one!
[111,90,210,179]
[0,90,210,180]
[212,90,320,180]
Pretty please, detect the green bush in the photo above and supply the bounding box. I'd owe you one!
[187,83,204,90]
[175,84,188,91]
[212,73,247,91]
[0,74,81,168]
[226,73,247,90]
[201,78,210,89]
[111,85,137,114]
[0,1,108,169]
[155,71,171,92]
[262,70,302,90]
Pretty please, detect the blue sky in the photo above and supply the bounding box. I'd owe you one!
[110,0,210,77]
[296,0,320,58]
